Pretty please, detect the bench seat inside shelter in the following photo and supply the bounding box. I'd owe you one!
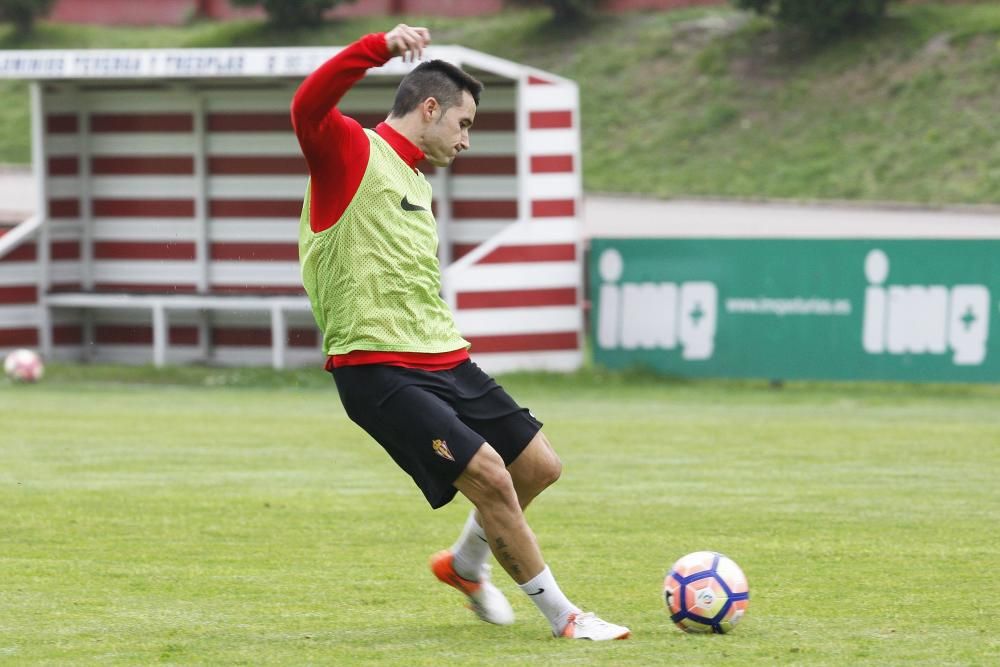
[45,291,313,368]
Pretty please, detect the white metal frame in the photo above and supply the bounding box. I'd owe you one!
[30,82,52,355]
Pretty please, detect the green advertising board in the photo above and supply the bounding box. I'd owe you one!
[589,239,1000,382]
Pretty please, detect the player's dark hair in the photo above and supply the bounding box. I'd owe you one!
[389,60,483,118]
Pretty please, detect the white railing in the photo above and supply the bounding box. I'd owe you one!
[0,215,41,260]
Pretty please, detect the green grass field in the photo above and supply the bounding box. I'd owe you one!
[2,366,998,665]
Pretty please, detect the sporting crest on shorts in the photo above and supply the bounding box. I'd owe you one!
[432,438,455,462]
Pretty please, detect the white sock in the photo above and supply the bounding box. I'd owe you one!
[450,510,491,581]
[518,565,580,634]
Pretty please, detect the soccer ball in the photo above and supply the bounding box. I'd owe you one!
[4,348,44,383]
[664,551,749,634]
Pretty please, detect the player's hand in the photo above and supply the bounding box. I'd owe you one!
[385,24,431,63]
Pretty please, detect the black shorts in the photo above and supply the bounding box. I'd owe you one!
[331,360,543,509]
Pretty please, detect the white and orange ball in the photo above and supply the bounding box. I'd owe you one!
[4,348,44,383]
[664,551,749,633]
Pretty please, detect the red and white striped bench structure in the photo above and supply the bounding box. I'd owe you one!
[0,46,583,372]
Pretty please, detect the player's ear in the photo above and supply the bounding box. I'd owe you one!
[422,97,439,122]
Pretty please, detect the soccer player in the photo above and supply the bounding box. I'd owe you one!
[292,24,630,641]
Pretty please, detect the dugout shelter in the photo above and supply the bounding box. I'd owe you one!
[0,46,583,372]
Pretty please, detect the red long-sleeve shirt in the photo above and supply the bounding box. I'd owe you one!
[291,33,469,372]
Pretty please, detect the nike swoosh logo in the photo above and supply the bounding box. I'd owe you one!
[527,588,545,596]
[401,196,427,212]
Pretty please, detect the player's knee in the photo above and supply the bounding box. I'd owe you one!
[542,450,562,488]
[461,444,517,505]
[530,434,562,489]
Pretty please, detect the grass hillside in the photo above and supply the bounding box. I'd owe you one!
[0,2,998,205]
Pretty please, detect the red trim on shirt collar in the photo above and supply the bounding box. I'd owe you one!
[376,121,425,169]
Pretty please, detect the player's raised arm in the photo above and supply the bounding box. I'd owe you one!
[290,25,430,134]
[290,32,387,136]
[291,26,428,234]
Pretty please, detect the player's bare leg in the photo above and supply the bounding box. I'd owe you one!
[454,445,543,583]
[433,444,630,639]
[448,431,561,582]
[450,432,558,565]
[432,434,559,625]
